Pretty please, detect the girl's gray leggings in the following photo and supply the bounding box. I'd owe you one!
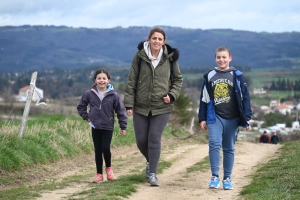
[133,112,170,174]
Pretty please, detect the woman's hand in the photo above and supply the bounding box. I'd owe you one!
[163,94,170,104]
[127,109,133,116]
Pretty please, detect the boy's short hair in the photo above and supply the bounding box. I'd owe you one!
[215,46,231,57]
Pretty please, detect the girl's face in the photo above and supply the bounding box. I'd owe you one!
[215,50,232,71]
[94,73,110,90]
[148,32,165,54]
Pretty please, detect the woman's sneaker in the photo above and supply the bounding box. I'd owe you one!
[92,174,103,183]
[106,167,114,180]
[208,176,220,189]
[148,173,159,186]
[222,178,233,190]
[145,162,150,178]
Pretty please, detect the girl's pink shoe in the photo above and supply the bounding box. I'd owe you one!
[92,174,103,183]
[106,167,114,180]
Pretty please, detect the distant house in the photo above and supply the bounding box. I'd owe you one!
[16,86,44,102]
[283,101,295,110]
[269,100,280,108]
[253,88,266,95]
[292,121,300,131]
[274,105,291,115]
[260,105,273,114]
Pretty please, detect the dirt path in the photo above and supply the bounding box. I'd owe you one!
[35,140,281,200]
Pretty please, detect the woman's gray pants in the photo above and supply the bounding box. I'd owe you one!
[133,112,170,174]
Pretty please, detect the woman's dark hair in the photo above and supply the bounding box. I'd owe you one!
[92,68,110,88]
[148,27,166,41]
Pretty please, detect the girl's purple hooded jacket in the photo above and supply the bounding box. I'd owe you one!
[77,84,127,131]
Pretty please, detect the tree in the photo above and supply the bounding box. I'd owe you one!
[169,92,193,138]
[269,80,276,90]
[264,111,293,127]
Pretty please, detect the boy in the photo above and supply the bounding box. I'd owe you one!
[198,46,252,190]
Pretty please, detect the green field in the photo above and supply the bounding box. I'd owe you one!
[245,67,300,88]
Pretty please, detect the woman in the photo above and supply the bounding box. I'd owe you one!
[124,27,182,186]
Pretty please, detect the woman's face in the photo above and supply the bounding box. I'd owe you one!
[148,32,165,53]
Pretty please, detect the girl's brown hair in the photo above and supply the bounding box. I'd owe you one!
[92,68,110,88]
[148,27,166,41]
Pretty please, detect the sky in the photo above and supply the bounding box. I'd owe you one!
[0,0,299,33]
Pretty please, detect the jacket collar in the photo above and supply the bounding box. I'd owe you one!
[137,41,179,62]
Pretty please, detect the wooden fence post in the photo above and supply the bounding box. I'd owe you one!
[19,71,38,137]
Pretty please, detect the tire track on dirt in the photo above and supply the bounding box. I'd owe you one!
[125,142,281,200]
[36,140,202,199]
[36,141,281,200]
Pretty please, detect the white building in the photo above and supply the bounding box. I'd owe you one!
[253,88,267,95]
[269,100,280,108]
[16,86,44,102]
[274,105,291,115]
[283,101,295,110]
[291,121,300,131]
[260,105,273,114]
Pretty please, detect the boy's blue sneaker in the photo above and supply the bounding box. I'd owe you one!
[222,178,233,190]
[208,176,220,189]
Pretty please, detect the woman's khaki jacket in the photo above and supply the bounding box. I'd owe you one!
[124,42,183,116]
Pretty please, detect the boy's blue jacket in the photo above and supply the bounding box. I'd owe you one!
[198,69,252,128]
[77,84,127,131]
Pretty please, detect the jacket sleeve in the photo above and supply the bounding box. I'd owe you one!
[198,79,208,123]
[123,53,139,108]
[240,75,252,121]
[168,61,183,101]
[259,135,262,143]
[77,91,89,120]
[114,93,127,130]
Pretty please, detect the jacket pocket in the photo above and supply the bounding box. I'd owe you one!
[153,76,169,100]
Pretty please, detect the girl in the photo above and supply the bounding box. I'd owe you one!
[77,68,127,183]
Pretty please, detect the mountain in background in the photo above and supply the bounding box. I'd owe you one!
[0,25,300,72]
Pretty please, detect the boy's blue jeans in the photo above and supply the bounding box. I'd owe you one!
[207,115,239,179]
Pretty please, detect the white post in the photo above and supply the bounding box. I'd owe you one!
[19,71,38,137]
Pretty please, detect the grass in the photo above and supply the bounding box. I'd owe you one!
[0,160,174,200]
[0,115,93,171]
[2,114,300,199]
[0,115,138,172]
[186,156,210,173]
[0,154,174,200]
[0,114,180,199]
[241,141,300,199]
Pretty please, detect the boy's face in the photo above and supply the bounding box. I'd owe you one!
[215,50,232,71]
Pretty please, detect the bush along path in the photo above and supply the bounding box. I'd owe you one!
[0,139,281,200]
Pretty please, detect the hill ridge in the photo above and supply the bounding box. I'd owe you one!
[0,25,300,72]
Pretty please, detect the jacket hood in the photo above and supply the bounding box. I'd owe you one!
[106,84,114,92]
[137,41,179,62]
[91,83,114,94]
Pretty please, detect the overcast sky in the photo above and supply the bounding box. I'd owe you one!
[0,0,299,33]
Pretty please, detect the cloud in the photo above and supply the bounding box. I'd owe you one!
[0,0,299,32]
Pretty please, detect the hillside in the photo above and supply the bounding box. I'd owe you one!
[0,25,300,72]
